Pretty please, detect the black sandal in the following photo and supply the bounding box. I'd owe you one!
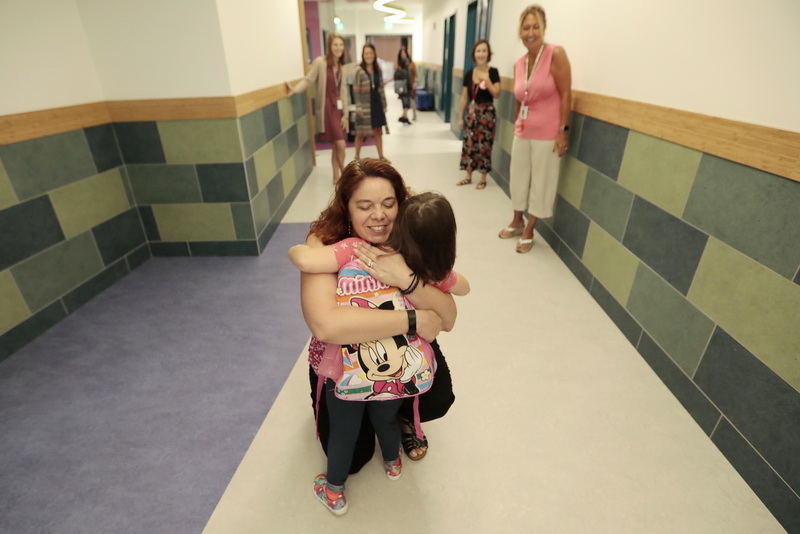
[401,418,428,461]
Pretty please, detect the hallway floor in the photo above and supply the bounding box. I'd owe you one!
[0,97,787,533]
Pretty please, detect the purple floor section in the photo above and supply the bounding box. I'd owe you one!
[0,223,312,534]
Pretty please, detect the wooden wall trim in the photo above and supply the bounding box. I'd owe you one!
[234,84,293,117]
[3,79,798,184]
[0,103,111,146]
[497,75,798,183]
[0,80,301,146]
[418,62,442,71]
[572,91,800,183]
[107,96,238,122]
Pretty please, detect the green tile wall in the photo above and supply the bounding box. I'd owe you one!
[683,154,800,279]
[0,130,98,201]
[581,222,639,304]
[0,269,30,334]
[12,231,105,312]
[579,169,633,241]
[123,97,311,256]
[688,238,800,387]
[0,159,17,209]
[617,131,702,217]
[0,120,151,363]
[50,169,132,239]
[0,93,313,362]
[487,88,800,530]
[159,119,243,164]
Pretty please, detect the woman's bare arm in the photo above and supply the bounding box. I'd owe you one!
[449,271,471,296]
[300,235,444,343]
[353,244,458,331]
[457,86,468,130]
[288,244,338,273]
[551,46,572,156]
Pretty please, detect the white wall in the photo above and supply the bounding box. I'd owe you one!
[4,0,796,132]
[422,0,465,69]
[0,0,105,115]
[77,0,232,100]
[0,0,306,116]
[215,0,304,94]
[335,4,424,63]
[427,0,800,133]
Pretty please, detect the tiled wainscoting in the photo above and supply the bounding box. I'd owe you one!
[488,86,800,530]
[449,72,464,138]
[0,92,313,361]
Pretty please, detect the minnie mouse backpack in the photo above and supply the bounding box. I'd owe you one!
[333,259,435,401]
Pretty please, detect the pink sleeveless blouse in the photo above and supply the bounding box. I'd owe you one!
[513,44,561,140]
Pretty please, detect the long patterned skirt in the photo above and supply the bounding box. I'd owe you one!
[459,103,496,172]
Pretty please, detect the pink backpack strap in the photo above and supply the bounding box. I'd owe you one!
[314,342,343,439]
[410,342,436,439]
[317,342,343,380]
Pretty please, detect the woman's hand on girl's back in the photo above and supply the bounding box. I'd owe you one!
[355,244,413,289]
[415,309,443,341]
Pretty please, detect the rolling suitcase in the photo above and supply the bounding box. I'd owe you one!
[416,89,434,111]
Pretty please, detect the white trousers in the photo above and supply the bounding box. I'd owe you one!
[510,136,562,219]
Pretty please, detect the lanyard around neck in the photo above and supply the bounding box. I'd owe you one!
[332,65,341,92]
[523,44,545,104]
[471,67,488,102]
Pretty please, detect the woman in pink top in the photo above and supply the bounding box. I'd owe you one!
[498,4,572,253]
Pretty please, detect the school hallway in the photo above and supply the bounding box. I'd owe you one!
[0,95,788,534]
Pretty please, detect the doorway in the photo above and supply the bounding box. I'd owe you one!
[341,35,357,65]
[464,2,478,73]
[441,13,456,123]
[366,35,412,80]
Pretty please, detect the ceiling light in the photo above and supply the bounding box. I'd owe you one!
[373,0,413,25]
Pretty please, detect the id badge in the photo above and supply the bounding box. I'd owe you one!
[520,104,528,120]
[336,99,343,110]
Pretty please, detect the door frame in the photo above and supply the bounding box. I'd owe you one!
[441,13,456,123]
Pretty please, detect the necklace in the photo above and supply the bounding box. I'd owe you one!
[523,44,545,102]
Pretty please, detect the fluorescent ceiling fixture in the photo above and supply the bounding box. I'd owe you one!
[373,0,413,24]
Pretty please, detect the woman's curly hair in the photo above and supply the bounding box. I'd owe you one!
[309,158,409,245]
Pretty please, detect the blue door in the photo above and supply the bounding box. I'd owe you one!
[441,13,456,123]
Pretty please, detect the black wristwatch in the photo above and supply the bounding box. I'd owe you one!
[406,309,417,337]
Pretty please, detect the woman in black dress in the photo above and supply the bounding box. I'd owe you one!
[352,44,388,161]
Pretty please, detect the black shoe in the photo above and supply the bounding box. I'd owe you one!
[400,417,428,461]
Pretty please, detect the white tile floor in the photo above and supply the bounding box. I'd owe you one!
[203,97,786,533]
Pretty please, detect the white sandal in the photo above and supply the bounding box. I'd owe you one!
[498,226,523,239]
[516,238,534,253]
